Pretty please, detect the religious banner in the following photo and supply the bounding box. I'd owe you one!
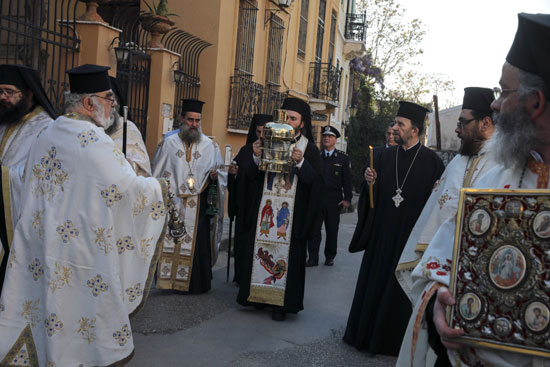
[248,171,298,306]
[448,188,550,357]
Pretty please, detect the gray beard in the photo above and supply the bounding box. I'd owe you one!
[179,124,202,145]
[486,107,537,169]
[105,112,121,136]
[91,100,113,129]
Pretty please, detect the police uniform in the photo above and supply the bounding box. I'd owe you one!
[307,125,352,266]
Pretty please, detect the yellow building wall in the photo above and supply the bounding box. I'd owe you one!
[156,0,346,157]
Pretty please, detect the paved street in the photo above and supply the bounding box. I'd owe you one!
[127,203,398,366]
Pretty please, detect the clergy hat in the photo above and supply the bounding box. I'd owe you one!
[252,113,272,126]
[462,87,494,115]
[246,114,273,144]
[0,64,28,90]
[396,101,429,132]
[181,99,205,115]
[0,64,56,118]
[506,13,550,88]
[67,64,111,94]
[322,125,340,138]
[281,97,313,140]
[109,76,126,107]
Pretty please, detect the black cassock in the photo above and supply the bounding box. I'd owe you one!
[188,189,214,294]
[344,143,444,356]
[237,139,322,313]
[229,143,255,284]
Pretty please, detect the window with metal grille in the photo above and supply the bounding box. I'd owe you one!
[315,0,326,63]
[328,11,337,65]
[265,13,284,86]
[0,0,80,114]
[234,0,258,77]
[297,0,309,59]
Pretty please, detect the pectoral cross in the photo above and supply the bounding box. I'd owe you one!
[392,188,404,208]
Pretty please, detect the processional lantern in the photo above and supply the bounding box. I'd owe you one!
[258,110,296,173]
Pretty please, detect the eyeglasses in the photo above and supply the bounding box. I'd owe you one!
[493,87,518,100]
[0,87,22,98]
[456,118,476,129]
[90,94,116,105]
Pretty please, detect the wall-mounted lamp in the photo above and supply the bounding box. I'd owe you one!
[172,61,185,83]
[109,37,130,64]
[265,0,294,26]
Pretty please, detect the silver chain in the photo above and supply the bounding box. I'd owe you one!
[395,143,422,192]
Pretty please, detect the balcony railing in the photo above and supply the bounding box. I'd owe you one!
[308,62,341,102]
[344,12,366,42]
[262,83,288,117]
[227,75,264,130]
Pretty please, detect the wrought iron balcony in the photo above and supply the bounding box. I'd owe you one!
[227,75,265,130]
[262,83,288,117]
[308,62,341,102]
[344,12,366,42]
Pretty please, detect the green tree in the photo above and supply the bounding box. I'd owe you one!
[347,81,399,191]
[357,0,426,79]
[347,55,396,191]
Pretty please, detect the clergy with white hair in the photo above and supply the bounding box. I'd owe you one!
[0,64,168,367]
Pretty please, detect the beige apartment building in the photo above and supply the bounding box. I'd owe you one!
[0,0,366,156]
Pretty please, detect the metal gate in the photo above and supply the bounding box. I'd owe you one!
[0,0,80,114]
[101,2,151,139]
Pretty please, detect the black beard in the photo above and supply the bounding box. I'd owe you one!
[0,97,30,125]
[486,107,537,168]
[179,124,201,145]
[458,136,483,156]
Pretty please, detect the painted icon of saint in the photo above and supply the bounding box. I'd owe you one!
[260,199,274,237]
[276,202,290,240]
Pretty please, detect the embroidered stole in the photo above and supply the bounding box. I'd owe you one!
[248,137,307,306]
[156,181,209,292]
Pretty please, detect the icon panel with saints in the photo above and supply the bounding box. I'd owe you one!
[488,245,527,290]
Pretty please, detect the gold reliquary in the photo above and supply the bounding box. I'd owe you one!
[258,110,296,173]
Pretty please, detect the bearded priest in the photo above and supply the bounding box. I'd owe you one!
[344,101,445,356]
[0,64,168,367]
[0,64,57,293]
[152,99,226,294]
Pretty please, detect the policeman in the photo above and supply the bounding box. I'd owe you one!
[307,125,352,266]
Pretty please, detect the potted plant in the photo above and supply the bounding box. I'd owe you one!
[139,0,178,49]
[77,0,111,23]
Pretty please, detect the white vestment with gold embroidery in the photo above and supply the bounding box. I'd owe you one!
[109,118,152,177]
[397,162,550,367]
[0,106,53,282]
[151,133,226,291]
[0,115,167,367]
[396,153,494,300]
[0,106,53,167]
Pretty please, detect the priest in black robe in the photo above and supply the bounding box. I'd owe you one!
[344,101,444,356]
[229,113,272,284]
[237,98,323,321]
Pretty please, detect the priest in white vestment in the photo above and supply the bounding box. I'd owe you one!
[106,76,151,177]
[152,99,226,294]
[0,64,57,293]
[396,87,496,366]
[398,13,550,367]
[396,87,496,299]
[0,64,167,367]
